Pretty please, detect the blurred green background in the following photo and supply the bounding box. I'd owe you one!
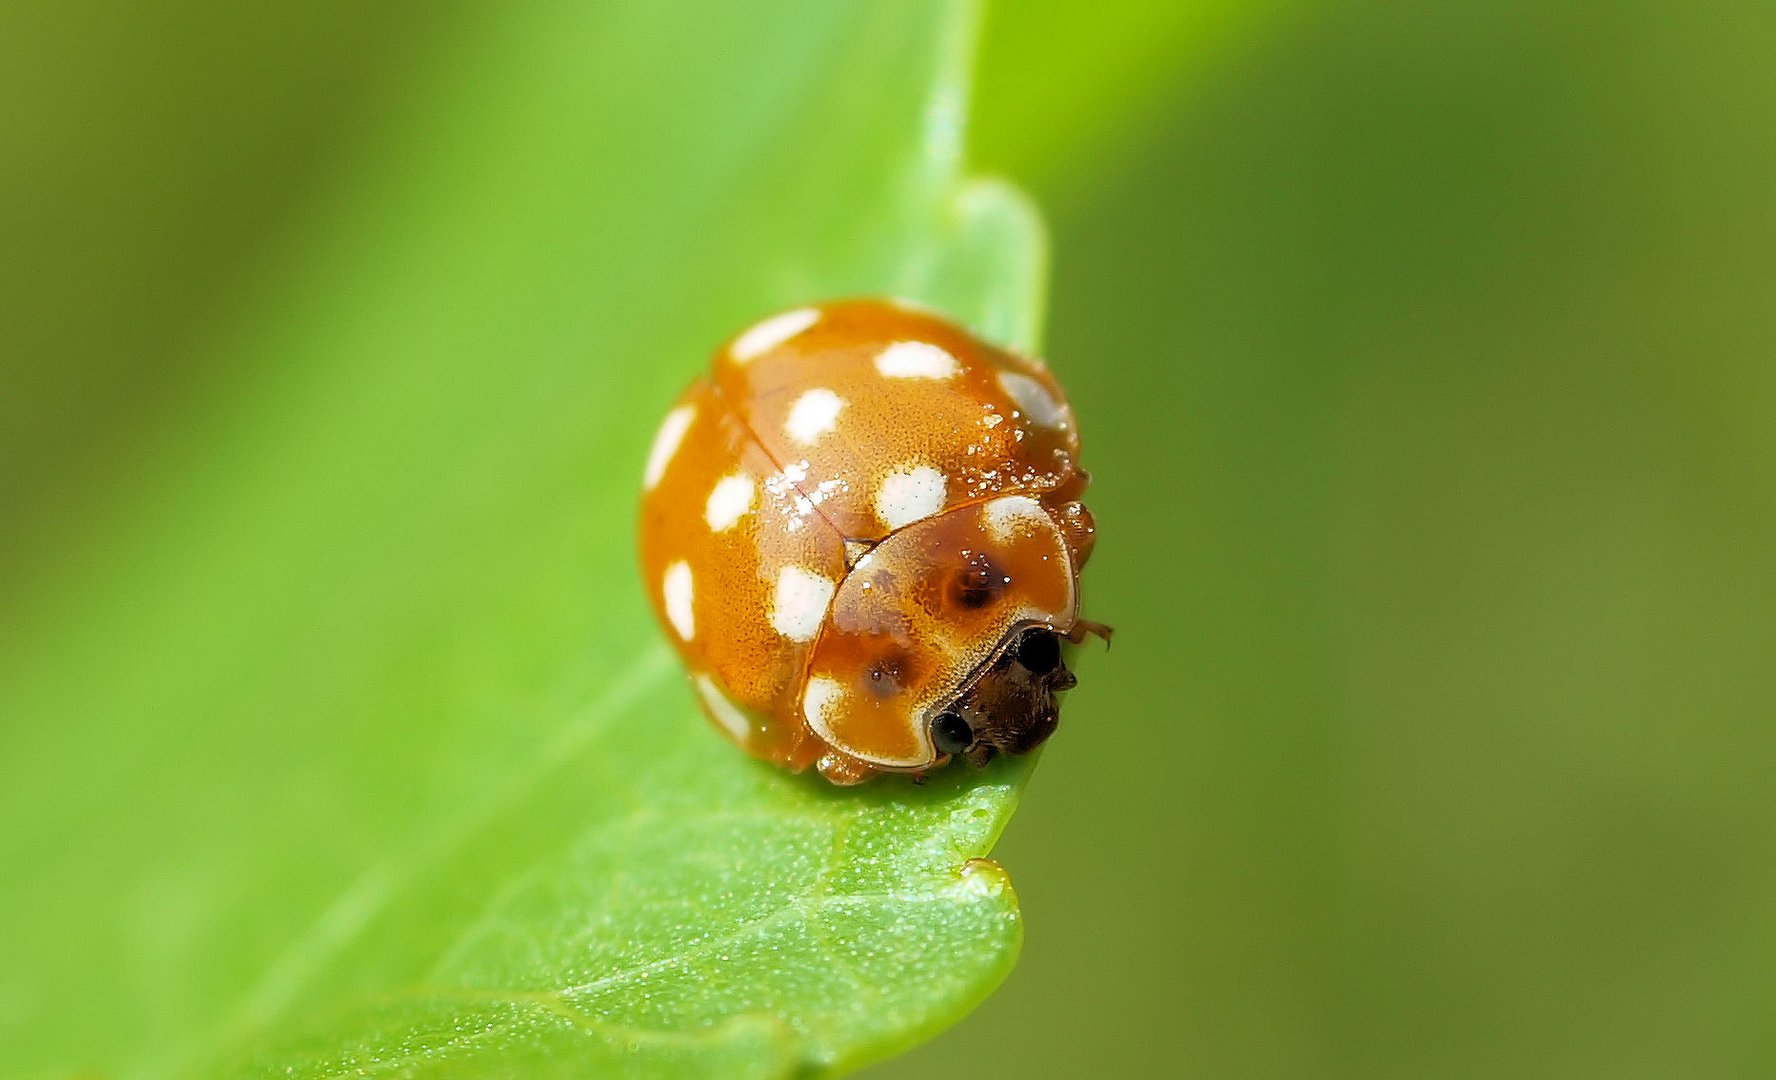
[5,0,1774,1076]
[889,2,1776,1076]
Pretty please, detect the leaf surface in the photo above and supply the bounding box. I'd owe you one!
[0,3,1044,1076]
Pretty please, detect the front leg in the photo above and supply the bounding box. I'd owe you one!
[1066,619,1115,648]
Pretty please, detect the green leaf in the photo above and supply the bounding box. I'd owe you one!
[0,2,1045,1076]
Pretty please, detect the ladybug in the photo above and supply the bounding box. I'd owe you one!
[637,298,1106,785]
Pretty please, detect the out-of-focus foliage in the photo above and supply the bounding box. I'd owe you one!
[970,0,1295,180]
[0,2,1046,1076]
[885,0,1776,1076]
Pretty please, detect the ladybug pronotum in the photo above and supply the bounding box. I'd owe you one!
[638,299,1105,785]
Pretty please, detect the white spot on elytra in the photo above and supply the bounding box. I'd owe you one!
[785,388,844,445]
[694,674,752,742]
[997,371,1070,429]
[984,495,1049,541]
[730,307,819,363]
[875,340,959,379]
[644,405,695,490]
[771,565,836,643]
[802,675,845,731]
[874,464,947,531]
[663,561,695,641]
[703,472,755,532]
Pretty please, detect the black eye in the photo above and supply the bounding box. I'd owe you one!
[1015,628,1062,675]
[930,711,973,755]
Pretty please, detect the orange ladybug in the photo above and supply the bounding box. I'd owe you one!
[637,299,1106,785]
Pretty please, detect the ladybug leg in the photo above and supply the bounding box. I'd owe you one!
[965,744,997,769]
[1048,469,1093,504]
[816,750,876,786]
[1065,619,1115,649]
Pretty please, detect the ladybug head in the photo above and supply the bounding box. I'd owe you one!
[800,496,1081,772]
[929,625,1077,765]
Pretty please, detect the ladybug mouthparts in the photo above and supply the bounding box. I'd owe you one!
[931,625,1079,767]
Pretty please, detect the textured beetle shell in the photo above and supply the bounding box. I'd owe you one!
[637,298,1093,779]
[803,496,1077,767]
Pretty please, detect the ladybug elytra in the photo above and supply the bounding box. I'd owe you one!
[637,299,1104,785]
